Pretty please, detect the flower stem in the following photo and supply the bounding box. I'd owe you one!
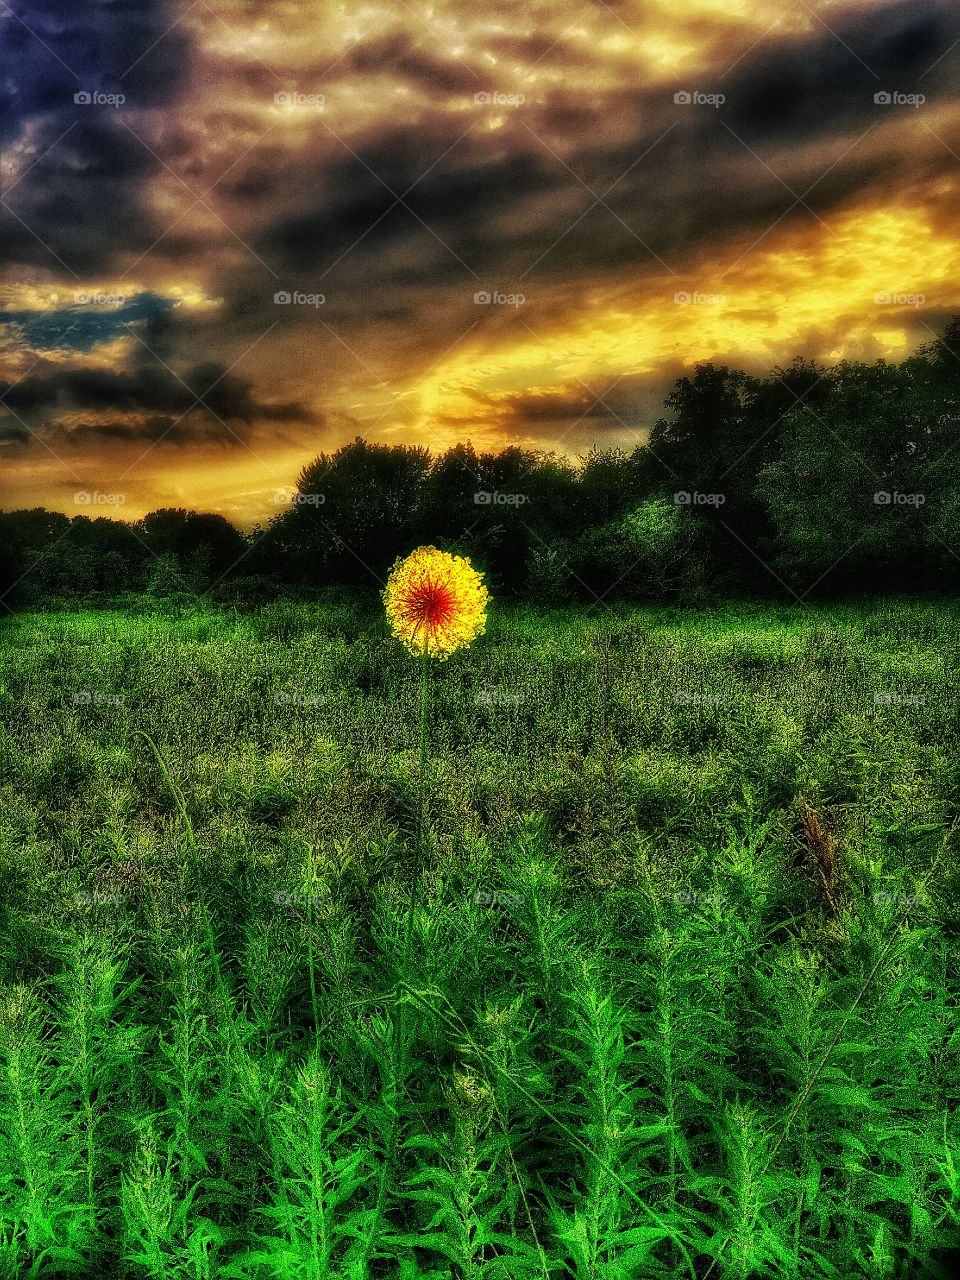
[404,647,431,954]
[417,644,431,851]
[306,844,319,1040]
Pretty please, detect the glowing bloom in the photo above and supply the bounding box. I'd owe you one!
[384,546,489,659]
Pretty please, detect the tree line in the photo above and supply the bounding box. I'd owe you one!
[4,319,960,608]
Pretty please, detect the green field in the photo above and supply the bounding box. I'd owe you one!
[0,599,958,1278]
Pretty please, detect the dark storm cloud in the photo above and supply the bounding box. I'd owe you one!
[63,415,187,442]
[6,0,960,511]
[484,370,685,437]
[0,413,233,451]
[7,0,949,344]
[0,0,191,138]
[257,131,562,279]
[722,0,958,142]
[254,106,779,296]
[498,390,630,422]
[0,361,311,430]
[7,0,960,292]
[0,1,192,274]
[2,117,166,277]
[249,0,960,304]
[46,414,252,447]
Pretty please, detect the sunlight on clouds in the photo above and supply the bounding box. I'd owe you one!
[400,203,960,447]
[5,0,960,522]
[871,327,910,350]
[51,336,137,370]
[0,281,220,315]
[166,286,224,312]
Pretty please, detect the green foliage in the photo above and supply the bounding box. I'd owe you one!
[572,497,704,600]
[0,599,957,1276]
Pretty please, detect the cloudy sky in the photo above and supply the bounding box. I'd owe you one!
[1,0,958,522]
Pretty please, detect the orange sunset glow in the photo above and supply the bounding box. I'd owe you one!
[3,0,959,523]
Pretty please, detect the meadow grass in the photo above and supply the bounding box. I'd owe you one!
[0,597,957,1278]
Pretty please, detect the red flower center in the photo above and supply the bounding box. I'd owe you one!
[402,574,455,637]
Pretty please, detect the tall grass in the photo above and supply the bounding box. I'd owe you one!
[0,598,957,1276]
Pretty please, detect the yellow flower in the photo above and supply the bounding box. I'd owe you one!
[384,546,489,659]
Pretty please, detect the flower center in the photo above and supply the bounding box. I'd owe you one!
[406,575,455,635]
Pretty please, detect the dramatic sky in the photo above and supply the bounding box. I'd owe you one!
[2,0,959,522]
